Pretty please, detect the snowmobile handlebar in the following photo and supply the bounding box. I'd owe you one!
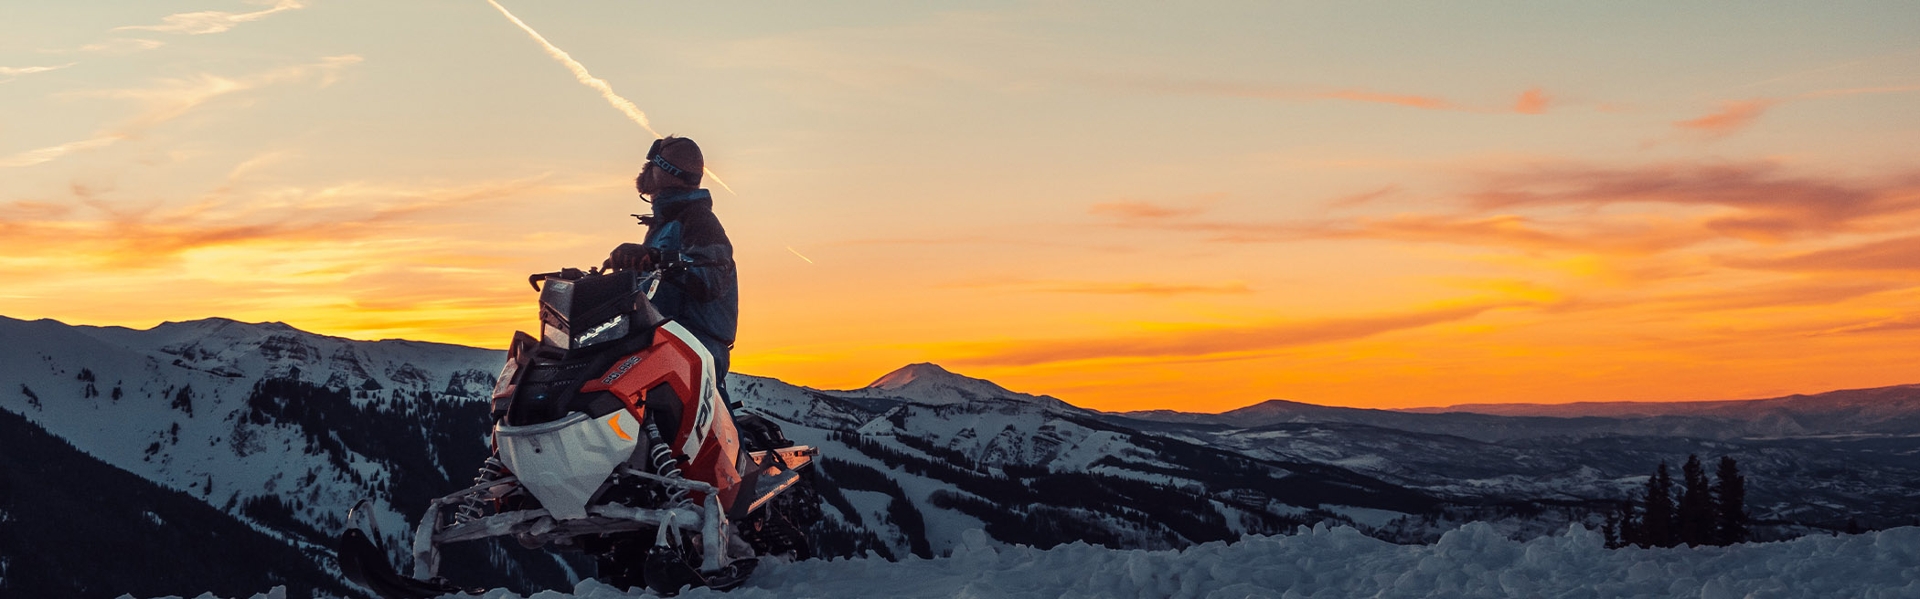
[527,267,663,300]
[528,268,591,291]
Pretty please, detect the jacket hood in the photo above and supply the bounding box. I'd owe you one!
[650,188,712,220]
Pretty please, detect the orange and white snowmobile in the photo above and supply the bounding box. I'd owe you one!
[336,267,819,598]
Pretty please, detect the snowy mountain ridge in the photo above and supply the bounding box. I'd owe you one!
[4,315,1919,598]
[1121,386,1920,442]
[1406,384,1920,423]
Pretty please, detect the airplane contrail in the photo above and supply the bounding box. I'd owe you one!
[483,0,735,194]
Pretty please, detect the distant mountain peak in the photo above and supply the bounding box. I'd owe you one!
[867,363,971,390]
[855,363,1072,410]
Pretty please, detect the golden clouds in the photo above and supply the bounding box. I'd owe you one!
[0,172,591,348]
[10,2,1920,412]
[951,302,1519,367]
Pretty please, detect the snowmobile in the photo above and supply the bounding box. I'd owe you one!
[336,266,820,598]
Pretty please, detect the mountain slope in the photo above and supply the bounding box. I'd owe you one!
[0,316,580,597]
[0,406,351,598]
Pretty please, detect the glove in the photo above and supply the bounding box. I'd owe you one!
[604,243,658,271]
[733,412,792,452]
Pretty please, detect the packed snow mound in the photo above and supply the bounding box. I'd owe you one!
[623,524,1920,599]
[191,523,1919,599]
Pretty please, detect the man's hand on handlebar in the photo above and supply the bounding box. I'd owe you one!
[604,243,658,272]
[604,243,684,273]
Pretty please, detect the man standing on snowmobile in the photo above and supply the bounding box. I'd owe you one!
[604,135,740,405]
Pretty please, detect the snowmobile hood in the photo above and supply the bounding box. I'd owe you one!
[496,410,641,520]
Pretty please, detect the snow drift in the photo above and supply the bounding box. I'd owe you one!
[183,523,1919,599]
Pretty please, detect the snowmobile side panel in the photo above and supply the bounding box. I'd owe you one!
[580,328,694,411]
[580,321,741,507]
[656,321,742,507]
[496,409,642,519]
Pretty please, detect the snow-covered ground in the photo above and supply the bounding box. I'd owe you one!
[173,523,1919,599]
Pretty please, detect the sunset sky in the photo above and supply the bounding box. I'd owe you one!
[4,1,1918,412]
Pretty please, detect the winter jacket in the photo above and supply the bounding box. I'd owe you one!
[639,188,738,350]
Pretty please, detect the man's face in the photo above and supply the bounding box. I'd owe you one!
[636,163,661,197]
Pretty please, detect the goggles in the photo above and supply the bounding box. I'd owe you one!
[646,138,692,181]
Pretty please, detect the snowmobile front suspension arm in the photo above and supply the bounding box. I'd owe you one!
[616,464,719,495]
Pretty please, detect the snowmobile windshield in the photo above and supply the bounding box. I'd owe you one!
[538,271,665,351]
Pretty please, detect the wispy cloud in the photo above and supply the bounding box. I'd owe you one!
[1328,185,1402,208]
[1725,234,1920,273]
[1326,214,1706,254]
[116,0,305,35]
[1093,162,1920,253]
[0,174,556,269]
[1136,78,1460,111]
[1090,198,1702,252]
[1116,75,1557,114]
[1466,163,1920,241]
[2,56,361,168]
[0,63,77,81]
[1318,88,1456,110]
[1801,83,1920,99]
[1089,201,1210,220]
[948,279,1254,297]
[1642,279,1910,314]
[949,302,1516,366]
[1815,316,1920,336]
[0,137,121,168]
[1674,99,1774,139]
[1038,282,1253,296]
[74,38,168,54]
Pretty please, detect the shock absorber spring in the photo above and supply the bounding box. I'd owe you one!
[455,455,509,524]
[645,420,692,508]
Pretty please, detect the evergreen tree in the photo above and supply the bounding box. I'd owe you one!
[1615,502,1640,549]
[1678,454,1715,546]
[1640,462,1677,547]
[171,384,195,416]
[1602,505,1624,549]
[1713,455,1749,545]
